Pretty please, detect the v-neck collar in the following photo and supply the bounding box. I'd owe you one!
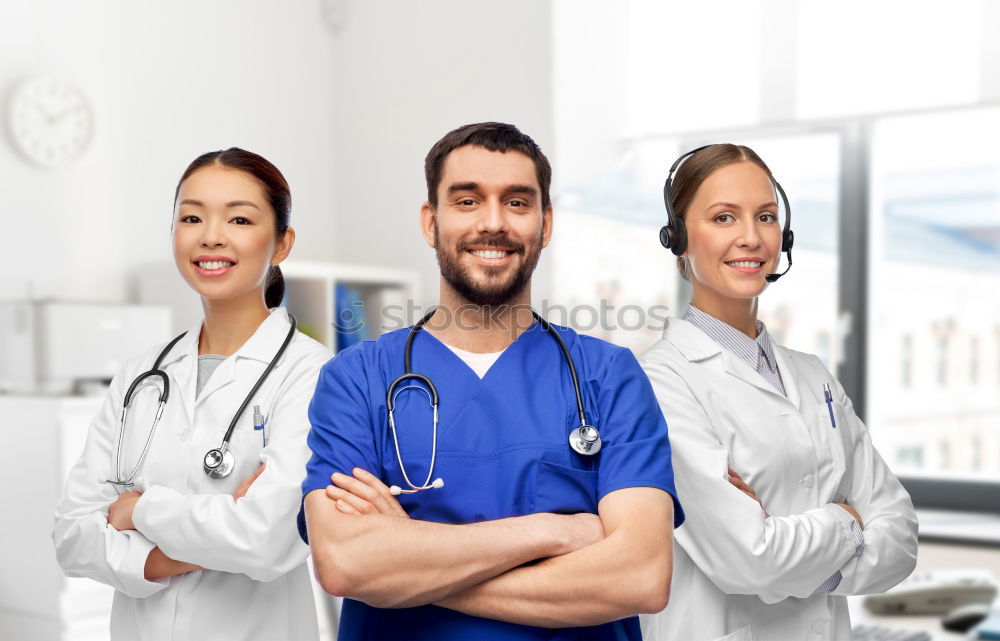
[414,321,543,383]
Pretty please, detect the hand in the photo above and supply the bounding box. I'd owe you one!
[545,512,605,556]
[836,502,864,529]
[233,463,266,502]
[728,468,769,517]
[144,546,204,580]
[108,491,142,531]
[326,468,410,518]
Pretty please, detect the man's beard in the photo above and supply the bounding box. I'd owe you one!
[434,227,542,308]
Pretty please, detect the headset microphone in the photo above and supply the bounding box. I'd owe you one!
[764,244,793,282]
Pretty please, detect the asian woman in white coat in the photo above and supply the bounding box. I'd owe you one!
[53,148,330,641]
[639,144,918,641]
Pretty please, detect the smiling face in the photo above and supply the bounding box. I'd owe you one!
[421,145,552,307]
[172,165,291,303]
[683,160,783,305]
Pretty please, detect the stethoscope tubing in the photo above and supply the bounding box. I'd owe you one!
[110,331,186,490]
[386,308,599,495]
[109,314,296,487]
[219,315,297,448]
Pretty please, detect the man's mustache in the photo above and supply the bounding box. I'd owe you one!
[457,237,524,253]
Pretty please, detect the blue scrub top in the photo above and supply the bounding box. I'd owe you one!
[300,322,684,641]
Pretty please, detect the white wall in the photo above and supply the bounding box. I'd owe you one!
[0,0,338,302]
[328,0,554,310]
[1,0,557,316]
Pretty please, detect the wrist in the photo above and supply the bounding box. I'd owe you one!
[519,513,565,558]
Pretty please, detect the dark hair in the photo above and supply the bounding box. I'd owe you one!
[174,148,291,308]
[670,144,774,280]
[424,122,552,210]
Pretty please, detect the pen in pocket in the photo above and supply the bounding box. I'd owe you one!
[253,405,267,445]
[823,383,837,428]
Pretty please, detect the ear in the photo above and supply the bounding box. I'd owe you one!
[271,226,296,265]
[540,205,553,249]
[419,201,437,248]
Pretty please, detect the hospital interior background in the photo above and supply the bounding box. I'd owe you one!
[2,1,999,639]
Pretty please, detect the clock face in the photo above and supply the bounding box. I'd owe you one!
[8,76,94,167]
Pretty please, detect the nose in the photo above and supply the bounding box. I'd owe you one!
[735,217,762,249]
[475,198,509,236]
[199,217,227,248]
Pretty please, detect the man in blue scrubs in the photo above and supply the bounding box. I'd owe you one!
[300,122,684,640]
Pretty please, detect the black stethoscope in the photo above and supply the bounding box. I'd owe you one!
[106,315,296,490]
[384,309,601,496]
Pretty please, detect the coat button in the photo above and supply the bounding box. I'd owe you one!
[802,474,814,488]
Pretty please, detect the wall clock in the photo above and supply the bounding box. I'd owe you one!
[7,76,94,167]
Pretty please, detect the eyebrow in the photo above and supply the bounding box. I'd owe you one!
[504,184,539,198]
[178,199,260,210]
[707,201,778,210]
[447,182,481,195]
[446,182,539,198]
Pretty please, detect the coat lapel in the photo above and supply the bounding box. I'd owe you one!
[195,308,294,407]
[770,346,802,411]
[157,320,201,429]
[665,317,795,407]
[720,350,789,402]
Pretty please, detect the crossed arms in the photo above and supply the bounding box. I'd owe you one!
[304,468,675,628]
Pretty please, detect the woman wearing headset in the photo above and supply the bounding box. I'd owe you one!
[53,148,330,640]
[639,144,918,641]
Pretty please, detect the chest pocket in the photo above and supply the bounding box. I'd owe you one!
[533,459,598,514]
[815,400,850,502]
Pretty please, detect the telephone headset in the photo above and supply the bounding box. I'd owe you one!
[659,144,794,283]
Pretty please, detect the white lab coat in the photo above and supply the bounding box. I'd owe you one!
[53,308,330,641]
[638,317,918,641]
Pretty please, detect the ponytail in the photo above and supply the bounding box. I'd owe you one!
[265,265,285,309]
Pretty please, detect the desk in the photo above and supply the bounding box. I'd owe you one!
[848,542,1000,640]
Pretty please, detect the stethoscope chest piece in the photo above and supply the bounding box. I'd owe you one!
[203,445,235,479]
[569,424,602,456]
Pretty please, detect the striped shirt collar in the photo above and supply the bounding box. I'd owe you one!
[682,305,780,375]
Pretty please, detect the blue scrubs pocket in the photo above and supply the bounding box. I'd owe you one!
[534,460,599,514]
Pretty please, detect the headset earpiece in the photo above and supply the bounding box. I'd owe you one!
[782,228,794,252]
[659,225,672,249]
[659,219,687,256]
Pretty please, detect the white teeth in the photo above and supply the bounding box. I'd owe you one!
[728,261,762,269]
[472,250,508,259]
[197,261,233,270]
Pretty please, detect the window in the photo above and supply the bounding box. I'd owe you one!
[897,446,924,468]
[971,336,980,384]
[550,137,684,353]
[936,333,950,387]
[817,332,831,368]
[868,107,1000,479]
[900,334,913,388]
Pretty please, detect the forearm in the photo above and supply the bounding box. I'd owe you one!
[832,420,919,595]
[438,489,674,627]
[52,512,168,599]
[133,483,307,580]
[305,491,566,608]
[439,529,669,627]
[143,546,203,580]
[831,513,918,595]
